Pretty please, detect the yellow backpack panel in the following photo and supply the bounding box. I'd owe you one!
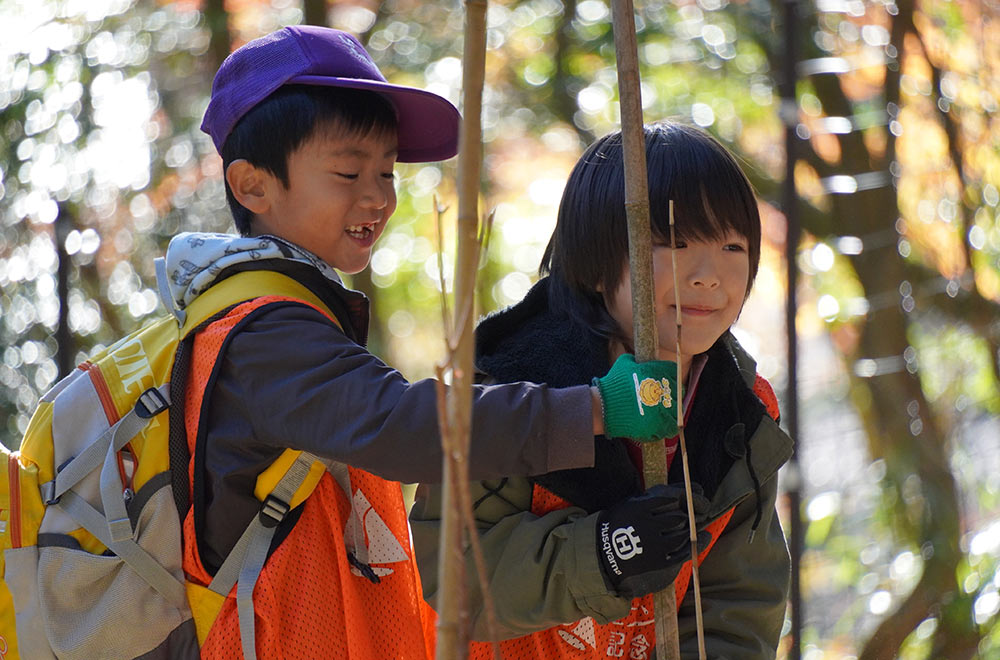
[0,266,340,660]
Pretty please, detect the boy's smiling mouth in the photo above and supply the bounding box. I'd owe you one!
[346,222,377,243]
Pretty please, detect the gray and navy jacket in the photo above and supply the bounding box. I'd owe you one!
[161,233,598,573]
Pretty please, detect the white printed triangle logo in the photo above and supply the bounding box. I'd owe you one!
[343,488,409,577]
[556,617,596,650]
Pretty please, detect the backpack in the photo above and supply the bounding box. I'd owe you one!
[0,262,338,660]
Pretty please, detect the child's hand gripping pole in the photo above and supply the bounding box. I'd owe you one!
[594,355,679,441]
[609,1,707,658]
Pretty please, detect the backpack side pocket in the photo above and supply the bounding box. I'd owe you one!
[7,473,197,660]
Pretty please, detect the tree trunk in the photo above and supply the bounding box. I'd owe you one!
[202,0,230,71]
[303,0,327,27]
[552,0,594,146]
[795,1,974,656]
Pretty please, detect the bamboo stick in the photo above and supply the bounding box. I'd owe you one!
[609,2,702,658]
[435,2,488,659]
[668,201,708,659]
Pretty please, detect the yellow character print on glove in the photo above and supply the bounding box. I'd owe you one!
[632,374,673,414]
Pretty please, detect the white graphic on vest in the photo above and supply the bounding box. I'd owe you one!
[623,603,656,628]
[629,632,651,659]
[607,630,627,657]
[343,488,408,577]
[612,526,643,561]
[557,617,597,650]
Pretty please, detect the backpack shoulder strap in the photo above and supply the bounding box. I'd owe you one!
[156,256,340,335]
[204,450,327,660]
[165,265,344,660]
[178,268,340,337]
[166,264,341,519]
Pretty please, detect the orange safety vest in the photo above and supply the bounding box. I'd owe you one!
[180,294,436,659]
[468,376,779,659]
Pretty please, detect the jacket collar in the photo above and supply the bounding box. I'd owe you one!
[476,278,611,388]
[163,232,344,311]
[163,232,369,343]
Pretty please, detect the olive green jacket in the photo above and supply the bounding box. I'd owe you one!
[410,279,793,658]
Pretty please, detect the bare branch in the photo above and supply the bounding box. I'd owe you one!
[857,562,952,660]
[669,200,707,658]
[434,196,452,349]
[436,2,489,658]
[610,1,702,657]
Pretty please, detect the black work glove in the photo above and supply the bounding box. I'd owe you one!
[595,483,711,600]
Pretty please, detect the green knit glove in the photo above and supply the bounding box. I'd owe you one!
[594,354,679,442]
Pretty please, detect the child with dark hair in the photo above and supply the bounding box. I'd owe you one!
[411,121,793,659]
[155,26,682,660]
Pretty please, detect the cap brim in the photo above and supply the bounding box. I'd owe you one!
[290,74,460,163]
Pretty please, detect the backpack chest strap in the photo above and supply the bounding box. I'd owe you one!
[40,386,170,507]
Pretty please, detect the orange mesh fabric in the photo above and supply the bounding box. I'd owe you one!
[469,601,657,659]
[670,507,734,606]
[181,295,434,658]
[753,375,780,422]
[530,484,571,516]
[182,299,260,588]
[199,473,433,660]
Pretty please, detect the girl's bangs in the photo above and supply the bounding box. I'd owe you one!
[647,132,758,245]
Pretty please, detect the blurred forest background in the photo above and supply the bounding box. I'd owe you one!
[1,0,998,657]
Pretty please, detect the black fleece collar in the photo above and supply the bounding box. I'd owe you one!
[475,278,767,513]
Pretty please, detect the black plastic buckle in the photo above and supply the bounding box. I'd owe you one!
[259,495,290,528]
[347,551,381,584]
[40,481,60,505]
[135,387,169,419]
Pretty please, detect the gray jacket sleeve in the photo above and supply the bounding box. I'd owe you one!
[214,303,595,483]
[409,477,632,641]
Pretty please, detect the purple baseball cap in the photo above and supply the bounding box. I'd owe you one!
[201,26,460,163]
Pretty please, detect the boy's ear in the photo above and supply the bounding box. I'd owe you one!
[226,159,271,214]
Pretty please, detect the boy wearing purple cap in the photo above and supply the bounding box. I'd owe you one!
[152,25,683,660]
